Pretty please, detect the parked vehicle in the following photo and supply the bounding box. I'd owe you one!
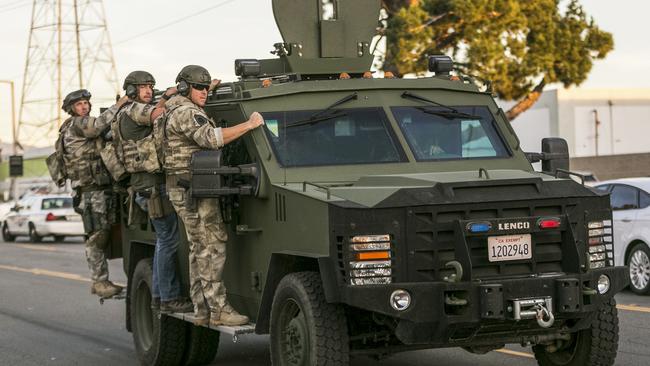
[2,194,83,243]
[594,178,650,294]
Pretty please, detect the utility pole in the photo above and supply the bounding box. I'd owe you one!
[17,0,119,148]
[0,80,18,200]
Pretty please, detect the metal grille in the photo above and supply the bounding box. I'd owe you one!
[408,203,576,281]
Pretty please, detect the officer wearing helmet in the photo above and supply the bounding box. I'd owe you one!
[163,65,264,326]
[54,89,129,298]
[107,71,192,313]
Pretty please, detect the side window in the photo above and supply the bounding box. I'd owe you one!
[610,185,639,211]
[640,190,650,209]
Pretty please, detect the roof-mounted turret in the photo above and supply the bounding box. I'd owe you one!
[236,0,380,79]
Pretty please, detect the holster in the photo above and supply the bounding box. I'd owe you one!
[127,187,148,226]
[72,188,82,215]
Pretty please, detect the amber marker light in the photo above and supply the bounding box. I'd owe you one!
[262,79,272,88]
[355,251,391,261]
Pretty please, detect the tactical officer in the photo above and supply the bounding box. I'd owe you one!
[107,71,192,313]
[55,89,128,298]
[164,65,264,326]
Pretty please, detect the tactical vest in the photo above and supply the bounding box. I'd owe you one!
[103,107,162,181]
[162,106,216,174]
[63,121,112,188]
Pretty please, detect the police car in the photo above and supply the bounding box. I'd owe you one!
[2,194,83,243]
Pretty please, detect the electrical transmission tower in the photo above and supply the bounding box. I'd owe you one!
[17,0,119,148]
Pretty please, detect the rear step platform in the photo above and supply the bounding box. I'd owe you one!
[165,312,255,342]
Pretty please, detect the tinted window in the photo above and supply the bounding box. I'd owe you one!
[610,185,639,210]
[262,108,405,167]
[640,190,650,209]
[41,198,73,210]
[391,106,509,161]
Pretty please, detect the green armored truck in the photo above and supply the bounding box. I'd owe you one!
[111,1,628,365]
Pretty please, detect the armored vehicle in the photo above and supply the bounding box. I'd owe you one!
[113,1,628,365]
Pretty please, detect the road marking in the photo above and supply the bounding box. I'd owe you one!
[617,304,650,313]
[16,244,58,252]
[0,264,90,282]
[496,348,534,358]
[0,264,126,287]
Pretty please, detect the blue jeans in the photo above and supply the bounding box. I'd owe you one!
[137,186,182,302]
[151,212,181,301]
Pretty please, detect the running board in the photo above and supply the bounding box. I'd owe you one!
[165,312,256,342]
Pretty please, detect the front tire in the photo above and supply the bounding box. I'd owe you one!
[270,271,349,366]
[54,235,65,242]
[627,243,650,295]
[2,223,15,242]
[533,298,619,366]
[131,258,187,366]
[28,223,41,243]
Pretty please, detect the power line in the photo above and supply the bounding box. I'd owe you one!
[0,0,30,14]
[114,0,238,46]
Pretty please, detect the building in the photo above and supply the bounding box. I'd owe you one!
[506,88,650,180]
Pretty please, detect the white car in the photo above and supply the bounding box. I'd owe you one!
[2,194,84,243]
[594,178,650,294]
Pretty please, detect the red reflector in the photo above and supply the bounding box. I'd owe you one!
[538,218,561,229]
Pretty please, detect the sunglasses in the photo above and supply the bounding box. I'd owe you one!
[191,84,210,91]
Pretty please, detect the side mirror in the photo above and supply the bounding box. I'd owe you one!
[541,138,569,175]
[525,138,570,176]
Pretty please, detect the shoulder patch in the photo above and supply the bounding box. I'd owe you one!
[193,114,209,126]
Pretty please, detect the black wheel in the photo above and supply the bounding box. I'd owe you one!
[54,235,65,242]
[131,258,187,366]
[627,243,650,295]
[182,325,220,366]
[533,297,619,366]
[270,271,349,366]
[2,223,15,242]
[28,223,41,243]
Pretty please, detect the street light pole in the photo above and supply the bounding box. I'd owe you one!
[0,80,18,200]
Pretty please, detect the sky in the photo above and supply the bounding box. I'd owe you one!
[0,0,649,147]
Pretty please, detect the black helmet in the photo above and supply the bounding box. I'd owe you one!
[175,65,211,86]
[122,70,156,90]
[61,89,92,115]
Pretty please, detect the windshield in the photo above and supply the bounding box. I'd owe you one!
[391,106,510,161]
[262,108,405,167]
[41,197,73,210]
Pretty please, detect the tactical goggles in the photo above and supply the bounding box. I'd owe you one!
[191,83,210,91]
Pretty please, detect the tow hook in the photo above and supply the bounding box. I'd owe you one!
[510,297,555,328]
[534,303,555,328]
[443,261,463,283]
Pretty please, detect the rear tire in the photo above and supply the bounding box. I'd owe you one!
[627,243,650,295]
[2,223,15,242]
[533,298,619,366]
[182,325,220,366]
[54,235,65,242]
[131,258,187,366]
[270,271,349,366]
[28,223,41,243]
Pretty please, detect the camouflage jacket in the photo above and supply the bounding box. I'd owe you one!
[163,95,224,175]
[61,105,119,188]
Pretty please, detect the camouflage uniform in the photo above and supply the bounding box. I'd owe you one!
[60,104,119,284]
[163,94,228,318]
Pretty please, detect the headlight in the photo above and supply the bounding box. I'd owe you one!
[597,275,611,294]
[348,234,393,285]
[390,290,411,311]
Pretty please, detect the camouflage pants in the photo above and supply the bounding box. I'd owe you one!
[168,187,228,317]
[77,190,112,283]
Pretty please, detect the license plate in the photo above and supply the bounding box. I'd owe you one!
[66,215,81,221]
[488,234,532,262]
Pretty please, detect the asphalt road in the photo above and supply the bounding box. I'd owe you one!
[1,237,650,366]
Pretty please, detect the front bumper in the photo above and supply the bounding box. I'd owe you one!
[341,266,628,345]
